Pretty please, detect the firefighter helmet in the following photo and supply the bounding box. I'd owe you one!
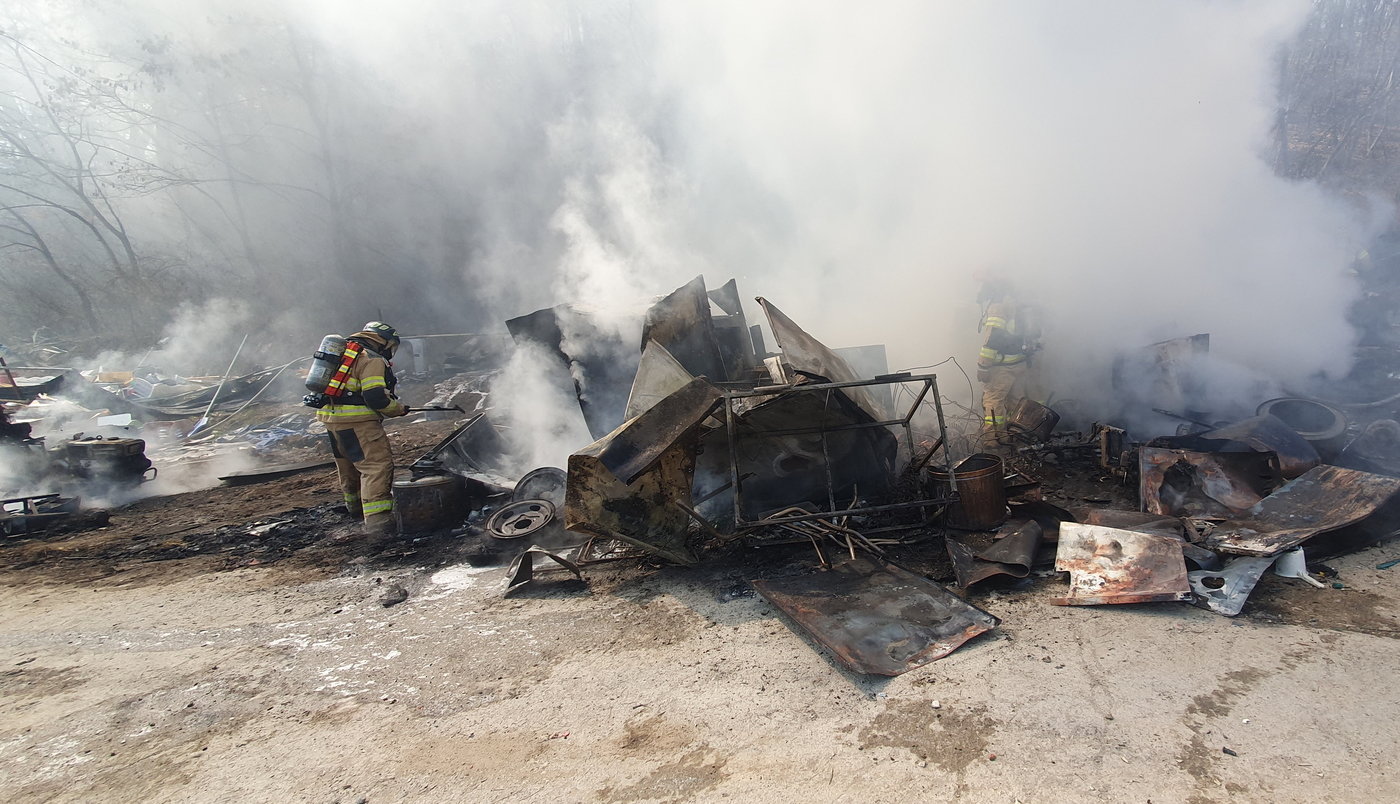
[360,321,400,357]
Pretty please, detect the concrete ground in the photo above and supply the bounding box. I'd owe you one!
[2,525,1397,803]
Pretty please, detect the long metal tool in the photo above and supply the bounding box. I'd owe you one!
[189,333,249,437]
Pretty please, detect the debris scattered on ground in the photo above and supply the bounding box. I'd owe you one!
[10,271,1400,679]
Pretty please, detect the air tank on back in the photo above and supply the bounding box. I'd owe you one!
[304,334,347,393]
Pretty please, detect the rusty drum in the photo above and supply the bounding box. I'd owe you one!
[929,453,1007,530]
[392,474,466,533]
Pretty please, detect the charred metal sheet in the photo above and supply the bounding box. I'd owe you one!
[1053,523,1193,605]
[977,519,1043,571]
[751,558,999,676]
[1008,500,1077,542]
[1207,465,1400,557]
[1139,447,1281,518]
[410,413,514,489]
[564,377,724,565]
[1181,543,1224,571]
[1151,415,1320,479]
[1079,508,1185,539]
[833,344,894,412]
[219,460,335,486]
[947,519,1043,588]
[1188,556,1278,616]
[947,538,1016,588]
[623,341,695,420]
[641,276,727,381]
[756,297,888,420]
[506,304,640,439]
[707,277,743,316]
[708,278,758,380]
[504,546,585,596]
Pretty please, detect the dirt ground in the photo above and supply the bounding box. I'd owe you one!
[2,418,1400,803]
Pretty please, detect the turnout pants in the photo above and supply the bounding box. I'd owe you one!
[326,419,395,528]
[980,362,1029,449]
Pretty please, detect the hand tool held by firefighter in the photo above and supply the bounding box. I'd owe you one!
[405,405,465,413]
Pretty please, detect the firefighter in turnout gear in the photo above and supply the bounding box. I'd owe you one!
[316,322,409,536]
[977,280,1039,451]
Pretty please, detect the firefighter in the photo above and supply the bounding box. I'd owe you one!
[316,321,409,536]
[976,279,1039,450]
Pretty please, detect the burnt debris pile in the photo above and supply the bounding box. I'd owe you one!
[9,273,1400,679]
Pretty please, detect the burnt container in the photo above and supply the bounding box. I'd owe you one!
[928,453,1008,530]
[392,474,467,533]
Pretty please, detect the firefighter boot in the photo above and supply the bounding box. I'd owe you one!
[363,512,397,539]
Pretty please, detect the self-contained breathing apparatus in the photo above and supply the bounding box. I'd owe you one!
[302,335,364,409]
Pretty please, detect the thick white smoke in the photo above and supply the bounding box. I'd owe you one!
[648,2,1380,385]
[288,1,1378,402]
[16,1,1384,446]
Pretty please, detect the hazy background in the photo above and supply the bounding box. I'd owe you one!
[2,1,1397,420]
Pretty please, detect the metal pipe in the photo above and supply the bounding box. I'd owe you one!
[725,373,938,399]
[821,388,836,515]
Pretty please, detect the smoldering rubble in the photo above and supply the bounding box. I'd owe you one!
[8,273,1400,680]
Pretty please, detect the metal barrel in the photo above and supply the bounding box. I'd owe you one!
[392,474,466,533]
[928,453,1007,530]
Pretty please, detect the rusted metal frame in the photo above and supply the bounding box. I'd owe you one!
[725,373,931,400]
[930,375,956,496]
[742,417,916,438]
[822,388,837,515]
[723,374,954,529]
[900,378,935,471]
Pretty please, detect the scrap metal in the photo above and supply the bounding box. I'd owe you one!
[1138,447,1282,518]
[642,276,730,381]
[1152,414,1320,479]
[505,304,640,439]
[1207,465,1400,557]
[0,493,81,536]
[504,545,585,596]
[1053,522,1194,606]
[751,558,1000,676]
[717,374,954,529]
[564,376,724,565]
[1188,555,1278,616]
[947,518,1044,588]
[486,500,557,541]
[409,413,514,488]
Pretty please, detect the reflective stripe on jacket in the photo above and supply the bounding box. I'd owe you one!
[978,302,1026,367]
[315,348,405,424]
